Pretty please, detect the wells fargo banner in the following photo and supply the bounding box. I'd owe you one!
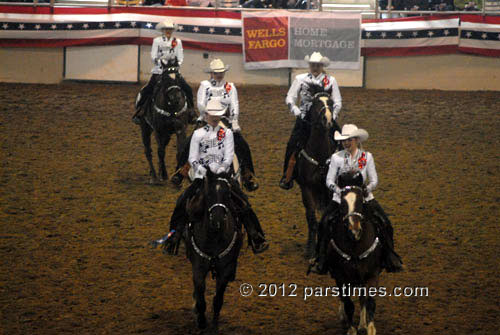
[242,10,361,70]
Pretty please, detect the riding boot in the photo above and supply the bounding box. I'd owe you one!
[177,74,197,124]
[240,207,269,254]
[171,162,190,187]
[233,132,259,191]
[171,134,192,186]
[309,202,339,275]
[279,151,296,190]
[367,200,403,272]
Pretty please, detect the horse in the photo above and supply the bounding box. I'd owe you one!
[295,84,341,258]
[326,171,383,335]
[138,65,191,184]
[186,169,243,329]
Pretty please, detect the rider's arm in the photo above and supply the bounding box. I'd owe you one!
[285,77,302,117]
[196,82,208,121]
[365,152,378,193]
[326,155,341,194]
[175,39,184,66]
[188,130,202,174]
[331,77,342,120]
[230,84,240,131]
[221,129,235,173]
[151,38,160,64]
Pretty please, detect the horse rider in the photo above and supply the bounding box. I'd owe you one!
[310,124,403,274]
[279,51,342,190]
[132,19,196,124]
[163,98,269,254]
[170,58,259,192]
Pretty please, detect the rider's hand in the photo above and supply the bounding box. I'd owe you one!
[231,119,241,132]
[208,162,220,173]
[216,167,226,174]
[195,166,207,179]
[291,105,301,117]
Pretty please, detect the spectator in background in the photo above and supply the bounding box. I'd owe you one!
[464,1,479,10]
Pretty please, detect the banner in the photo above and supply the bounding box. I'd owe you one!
[459,15,500,57]
[242,11,361,70]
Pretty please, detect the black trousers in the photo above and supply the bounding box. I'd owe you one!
[175,130,255,175]
[282,117,311,175]
[137,73,194,110]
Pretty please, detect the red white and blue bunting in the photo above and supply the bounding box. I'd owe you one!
[0,6,499,57]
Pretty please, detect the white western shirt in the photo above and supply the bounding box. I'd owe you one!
[188,124,234,179]
[151,36,184,74]
[285,72,342,120]
[197,79,239,123]
[326,149,378,204]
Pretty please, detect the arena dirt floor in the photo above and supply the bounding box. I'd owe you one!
[0,82,499,335]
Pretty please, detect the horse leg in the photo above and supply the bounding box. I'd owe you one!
[175,124,187,168]
[339,294,356,335]
[301,187,318,259]
[192,264,208,329]
[359,277,378,335]
[155,131,171,182]
[140,123,157,184]
[212,266,233,327]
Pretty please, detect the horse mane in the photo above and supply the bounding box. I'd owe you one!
[307,83,332,98]
[337,170,364,189]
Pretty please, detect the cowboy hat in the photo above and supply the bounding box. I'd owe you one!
[205,98,227,116]
[334,124,369,142]
[204,59,230,73]
[156,19,176,31]
[304,52,330,66]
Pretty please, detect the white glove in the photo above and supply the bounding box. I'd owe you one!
[291,105,301,117]
[328,184,341,194]
[216,166,227,174]
[194,165,207,179]
[208,162,219,174]
[232,119,241,132]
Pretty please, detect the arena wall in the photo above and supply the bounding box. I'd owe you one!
[0,46,499,90]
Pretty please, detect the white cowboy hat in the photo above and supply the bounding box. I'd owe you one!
[204,59,230,73]
[304,52,330,66]
[156,20,176,31]
[206,99,227,116]
[334,124,369,142]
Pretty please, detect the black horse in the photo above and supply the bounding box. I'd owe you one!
[186,169,243,329]
[295,84,341,258]
[138,67,191,184]
[326,171,383,335]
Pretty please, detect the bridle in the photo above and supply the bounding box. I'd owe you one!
[207,177,231,225]
[152,82,187,118]
[340,185,366,222]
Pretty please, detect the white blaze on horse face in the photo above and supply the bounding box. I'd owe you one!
[319,96,333,127]
[344,192,361,240]
[359,305,367,330]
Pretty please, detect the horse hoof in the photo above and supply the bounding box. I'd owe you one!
[196,315,207,329]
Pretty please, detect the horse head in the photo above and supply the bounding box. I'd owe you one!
[204,169,232,234]
[338,171,365,241]
[307,84,334,130]
[152,72,187,118]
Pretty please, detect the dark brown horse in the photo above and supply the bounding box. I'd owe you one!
[296,85,341,258]
[327,171,383,335]
[186,170,243,329]
[139,68,191,184]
